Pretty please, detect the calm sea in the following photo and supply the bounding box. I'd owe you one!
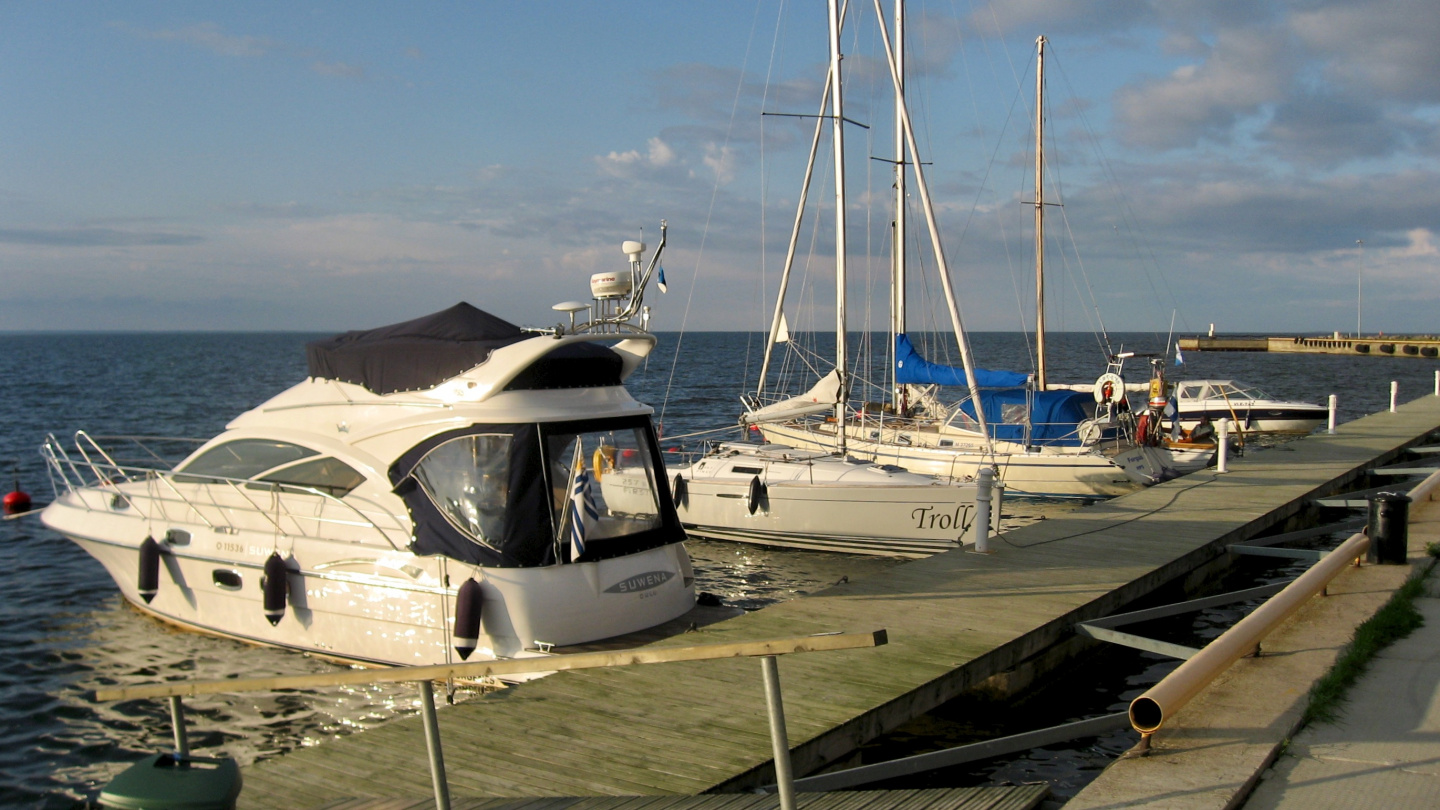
[0,330,1434,808]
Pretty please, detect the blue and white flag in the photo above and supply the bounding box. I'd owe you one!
[1174,343,1185,366]
[569,466,598,562]
[656,264,668,293]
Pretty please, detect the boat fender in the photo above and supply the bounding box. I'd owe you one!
[747,475,767,515]
[453,578,483,661]
[671,473,687,508]
[261,552,289,626]
[137,536,161,604]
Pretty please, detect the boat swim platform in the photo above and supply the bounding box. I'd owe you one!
[235,395,1440,809]
[313,786,1048,810]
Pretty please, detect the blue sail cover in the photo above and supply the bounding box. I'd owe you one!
[894,334,1030,389]
[958,389,1093,446]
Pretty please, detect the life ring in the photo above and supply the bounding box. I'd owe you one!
[592,445,616,480]
[1093,372,1126,405]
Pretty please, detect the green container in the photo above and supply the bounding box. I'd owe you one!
[98,753,242,810]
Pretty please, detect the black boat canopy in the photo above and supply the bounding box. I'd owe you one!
[306,302,623,395]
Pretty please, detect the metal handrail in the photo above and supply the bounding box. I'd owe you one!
[41,433,407,550]
[93,629,889,810]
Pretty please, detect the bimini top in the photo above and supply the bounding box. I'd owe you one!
[305,302,623,395]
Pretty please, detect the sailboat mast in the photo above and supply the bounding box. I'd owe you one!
[869,0,993,448]
[1034,35,1048,392]
[829,0,848,453]
[891,0,906,408]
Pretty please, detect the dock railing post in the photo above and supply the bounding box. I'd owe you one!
[1216,420,1229,473]
[1391,381,1399,413]
[418,680,451,810]
[1434,371,1438,397]
[168,696,189,760]
[1328,395,1338,434]
[974,467,994,553]
[760,656,796,810]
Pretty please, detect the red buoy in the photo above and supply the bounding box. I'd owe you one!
[453,578,483,660]
[2,489,30,515]
[262,552,289,626]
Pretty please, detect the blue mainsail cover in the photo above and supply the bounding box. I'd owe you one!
[958,388,1093,446]
[894,334,1030,389]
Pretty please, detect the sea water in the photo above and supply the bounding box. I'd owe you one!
[0,330,1434,807]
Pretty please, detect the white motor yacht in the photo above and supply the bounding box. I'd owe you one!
[40,230,697,668]
[1168,380,1327,435]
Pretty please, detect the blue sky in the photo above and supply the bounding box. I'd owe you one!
[1,1,1436,335]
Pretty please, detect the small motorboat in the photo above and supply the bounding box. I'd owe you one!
[39,227,698,668]
[1167,380,1327,435]
[646,441,985,558]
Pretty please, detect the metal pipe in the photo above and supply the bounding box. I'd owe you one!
[1129,530,1370,736]
[1328,394,1338,434]
[1391,381,1399,412]
[418,680,451,810]
[974,467,994,553]
[761,656,795,810]
[168,696,189,759]
[1216,419,1229,473]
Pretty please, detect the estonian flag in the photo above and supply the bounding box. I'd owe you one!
[657,264,668,293]
[569,466,598,562]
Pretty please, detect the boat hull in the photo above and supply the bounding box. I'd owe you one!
[45,490,696,668]
[759,421,1141,499]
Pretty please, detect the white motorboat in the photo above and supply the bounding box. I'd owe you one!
[749,23,1202,499]
[39,229,697,668]
[1168,380,1327,435]
[653,442,986,557]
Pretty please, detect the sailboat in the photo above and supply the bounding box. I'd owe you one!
[645,0,985,557]
[750,26,1202,499]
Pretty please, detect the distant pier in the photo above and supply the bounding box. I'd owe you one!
[1180,334,1440,357]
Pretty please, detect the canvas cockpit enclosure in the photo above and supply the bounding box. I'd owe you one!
[390,415,683,567]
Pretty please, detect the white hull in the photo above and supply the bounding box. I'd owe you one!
[759,421,1156,499]
[46,484,695,667]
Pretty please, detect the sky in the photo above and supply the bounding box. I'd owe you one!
[1,1,1436,336]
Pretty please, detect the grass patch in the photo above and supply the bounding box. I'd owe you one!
[1301,574,1427,726]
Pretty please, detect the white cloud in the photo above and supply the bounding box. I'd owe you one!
[1114,26,1293,150]
[114,21,276,58]
[1290,0,1440,102]
[311,61,366,80]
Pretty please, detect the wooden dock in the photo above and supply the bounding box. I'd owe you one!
[235,396,1440,809]
[313,786,1048,810]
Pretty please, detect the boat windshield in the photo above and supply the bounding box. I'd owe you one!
[546,426,663,554]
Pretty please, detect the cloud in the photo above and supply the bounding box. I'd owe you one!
[595,137,678,177]
[0,227,203,247]
[1290,0,1440,102]
[310,61,366,80]
[1114,26,1294,150]
[112,21,277,58]
[1257,90,1406,166]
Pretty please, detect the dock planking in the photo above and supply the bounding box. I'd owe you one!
[312,786,1049,810]
[236,396,1440,808]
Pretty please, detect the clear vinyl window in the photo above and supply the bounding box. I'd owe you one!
[546,426,662,550]
[259,457,367,498]
[412,434,512,545]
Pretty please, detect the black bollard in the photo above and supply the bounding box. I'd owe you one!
[1367,491,1411,564]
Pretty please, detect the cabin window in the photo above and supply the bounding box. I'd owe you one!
[730,465,764,475]
[412,434,513,544]
[175,440,318,483]
[259,457,368,498]
[546,426,662,555]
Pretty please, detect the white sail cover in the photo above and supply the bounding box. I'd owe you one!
[741,369,841,425]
